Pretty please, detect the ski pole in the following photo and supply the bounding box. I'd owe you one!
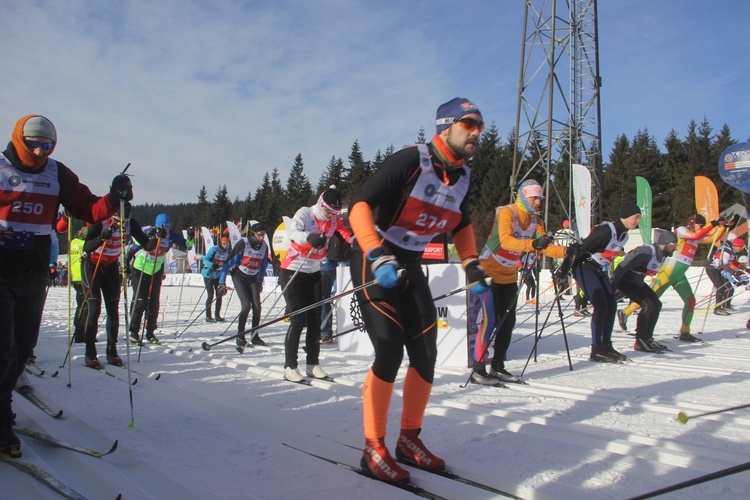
[431,277,493,303]
[201,278,380,351]
[66,211,73,387]
[119,190,137,429]
[330,322,366,340]
[676,402,750,424]
[219,283,276,336]
[696,282,748,316]
[330,278,491,341]
[138,237,162,361]
[186,287,206,322]
[60,240,108,370]
[175,296,217,339]
[222,287,234,318]
[174,262,187,329]
[629,460,750,500]
[459,281,526,389]
[262,252,312,323]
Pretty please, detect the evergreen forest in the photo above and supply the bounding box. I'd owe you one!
[110,118,748,256]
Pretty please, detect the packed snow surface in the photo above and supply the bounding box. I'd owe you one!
[4,271,750,499]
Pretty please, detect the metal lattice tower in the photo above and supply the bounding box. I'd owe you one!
[511,0,603,225]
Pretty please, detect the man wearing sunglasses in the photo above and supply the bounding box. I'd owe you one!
[0,114,133,458]
[348,98,491,484]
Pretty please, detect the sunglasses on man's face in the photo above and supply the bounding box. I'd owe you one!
[455,118,485,133]
[24,140,55,151]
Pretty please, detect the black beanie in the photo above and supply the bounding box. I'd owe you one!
[251,222,265,233]
[321,186,342,211]
[657,230,677,246]
[619,203,641,219]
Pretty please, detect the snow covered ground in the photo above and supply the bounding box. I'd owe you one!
[4,270,750,499]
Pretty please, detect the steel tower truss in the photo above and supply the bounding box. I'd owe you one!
[511,0,603,225]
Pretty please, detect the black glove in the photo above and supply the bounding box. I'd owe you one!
[211,263,219,270]
[464,260,491,295]
[156,226,167,239]
[532,235,554,250]
[729,214,741,230]
[216,283,227,297]
[109,174,133,202]
[565,242,581,258]
[100,228,113,241]
[49,265,58,281]
[307,233,326,249]
[187,227,196,239]
[146,227,157,238]
[711,218,726,227]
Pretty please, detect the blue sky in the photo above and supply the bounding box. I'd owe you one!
[1,0,748,205]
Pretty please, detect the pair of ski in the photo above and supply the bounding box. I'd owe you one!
[1,428,118,499]
[85,358,161,383]
[284,438,521,499]
[469,373,528,388]
[235,341,268,355]
[15,390,64,419]
[286,374,335,386]
[84,362,139,386]
[25,359,59,378]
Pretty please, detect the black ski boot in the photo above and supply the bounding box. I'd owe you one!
[129,331,142,346]
[0,423,21,458]
[604,342,628,361]
[470,362,501,386]
[590,345,620,363]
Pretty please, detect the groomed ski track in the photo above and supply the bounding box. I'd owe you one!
[8,286,750,498]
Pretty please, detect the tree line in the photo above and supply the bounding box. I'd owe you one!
[124,118,746,254]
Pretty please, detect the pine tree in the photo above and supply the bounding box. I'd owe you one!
[316,156,345,193]
[211,185,232,229]
[416,126,427,144]
[371,150,386,172]
[601,134,630,221]
[242,190,254,224]
[230,196,243,223]
[470,124,507,246]
[269,168,286,227]
[284,153,314,216]
[342,139,370,200]
[196,185,210,227]
[250,173,272,227]
[663,130,691,227]
[627,129,666,229]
